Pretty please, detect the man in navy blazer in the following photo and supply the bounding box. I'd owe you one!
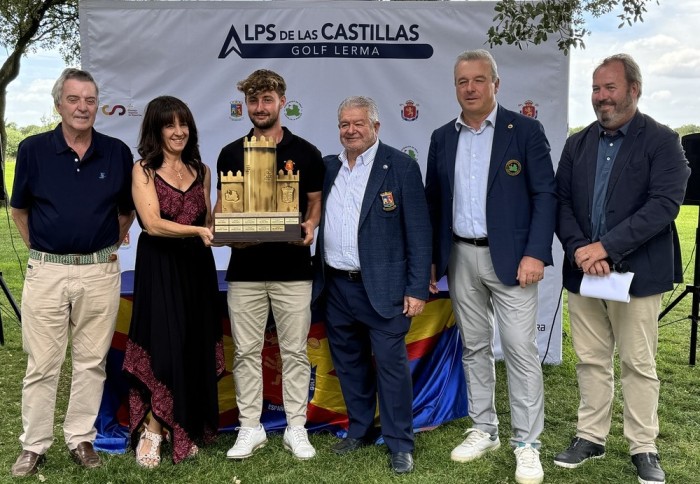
[424,49,556,484]
[554,54,689,484]
[313,96,431,474]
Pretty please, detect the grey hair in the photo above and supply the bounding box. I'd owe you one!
[594,53,643,98]
[51,68,99,106]
[454,49,499,82]
[337,96,380,125]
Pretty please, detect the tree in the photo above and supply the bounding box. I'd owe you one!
[487,0,659,54]
[675,124,700,138]
[0,0,78,196]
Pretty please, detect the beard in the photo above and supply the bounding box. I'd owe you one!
[594,90,636,130]
[250,111,279,130]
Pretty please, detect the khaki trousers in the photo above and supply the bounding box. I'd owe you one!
[19,256,121,454]
[569,292,662,454]
[227,281,312,428]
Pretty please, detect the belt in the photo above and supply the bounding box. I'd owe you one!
[327,266,362,282]
[453,234,489,247]
[29,245,120,265]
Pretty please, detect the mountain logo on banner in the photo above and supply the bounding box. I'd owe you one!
[400,100,419,121]
[401,146,419,160]
[519,100,539,119]
[229,100,244,121]
[218,24,434,59]
[284,101,302,121]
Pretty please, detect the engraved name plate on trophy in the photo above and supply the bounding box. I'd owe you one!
[214,135,302,242]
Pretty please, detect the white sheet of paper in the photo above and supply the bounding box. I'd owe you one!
[580,272,635,303]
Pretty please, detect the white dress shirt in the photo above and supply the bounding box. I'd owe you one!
[323,140,379,270]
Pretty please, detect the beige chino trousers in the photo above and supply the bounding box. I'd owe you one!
[227,280,312,428]
[19,256,121,454]
[569,292,662,454]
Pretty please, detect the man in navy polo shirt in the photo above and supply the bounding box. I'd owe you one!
[10,68,134,477]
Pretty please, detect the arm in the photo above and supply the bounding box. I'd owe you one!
[521,120,557,268]
[300,191,321,246]
[599,131,690,262]
[11,208,31,248]
[117,210,135,245]
[555,135,591,264]
[402,159,432,304]
[515,120,557,286]
[132,162,213,245]
[424,129,443,271]
[203,165,213,229]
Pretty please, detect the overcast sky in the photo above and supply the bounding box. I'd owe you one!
[3,0,699,129]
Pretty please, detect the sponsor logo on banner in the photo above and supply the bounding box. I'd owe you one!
[284,100,302,120]
[101,104,142,117]
[400,100,419,121]
[401,146,418,160]
[519,100,538,119]
[219,23,433,59]
[230,100,244,120]
[101,104,126,116]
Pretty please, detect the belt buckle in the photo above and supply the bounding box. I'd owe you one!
[347,271,360,282]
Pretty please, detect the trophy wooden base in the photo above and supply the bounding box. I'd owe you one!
[213,212,302,242]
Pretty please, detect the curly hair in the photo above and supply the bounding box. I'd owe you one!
[236,69,286,98]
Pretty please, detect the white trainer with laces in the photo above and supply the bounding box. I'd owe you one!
[514,443,544,484]
[283,426,316,460]
[226,424,267,459]
[451,428,501,462]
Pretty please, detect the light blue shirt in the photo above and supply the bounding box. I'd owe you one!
[452,104,497,238]
[323,140,380,270]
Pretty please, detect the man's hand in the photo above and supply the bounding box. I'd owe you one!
[516,256,545,288]
[403,296,426,317]
[291,220,315,246]
[429,264,439,294]
[574,242,609,274]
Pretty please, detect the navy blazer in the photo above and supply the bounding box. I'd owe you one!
[556,111,690,297]
[313,142,432,320]
[425,105,557,286]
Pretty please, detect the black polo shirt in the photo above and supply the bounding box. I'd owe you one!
[11,124,134,254]
[216,127,324,281]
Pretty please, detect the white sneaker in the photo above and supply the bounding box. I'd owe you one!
[226,425,267,459]
[283,426,316,460]
[514,443,544,484]
[451,428,501,462]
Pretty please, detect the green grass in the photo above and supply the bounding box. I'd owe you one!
[1,162,698,483]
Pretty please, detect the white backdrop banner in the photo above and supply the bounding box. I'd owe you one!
[80,0,566,363]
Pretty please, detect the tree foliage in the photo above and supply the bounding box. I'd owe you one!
[487,0,659,54]
[0,0,78,191]
[4,114,59,159]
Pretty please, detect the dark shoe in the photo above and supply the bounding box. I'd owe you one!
[632,453,665,484]
[69,441,101,469]
[553,437,605,469]
[390,451,414,474]
[332,437,372,455]
[11,450,46,477]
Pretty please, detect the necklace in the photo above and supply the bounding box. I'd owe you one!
[164,161,183,180]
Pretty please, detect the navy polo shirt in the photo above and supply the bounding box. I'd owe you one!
[11,124,134,254]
